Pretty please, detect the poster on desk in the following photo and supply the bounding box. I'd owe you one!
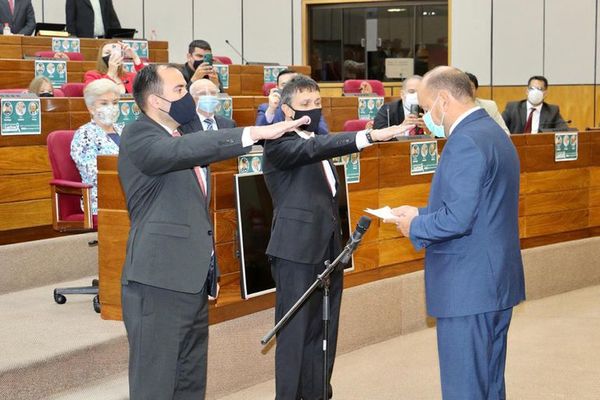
[35,60,67,88]
[332,154,360,183]
[358,96,384,120]
[214,96,233,120]
[263,66,288,84]
[238,153,263,175]
[555,132,578,162]
[122,62,135,73]
[115,99,140,130]
[1,98,41,135]
[214,64,229,89]
[410,141,438,175]
[122,40,149,59]
[52,37,80,53]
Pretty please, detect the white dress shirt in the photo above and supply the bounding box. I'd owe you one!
[448,106,481,136]
[526,102,543,133]
[90,0,105,37]
[198,113,218,131]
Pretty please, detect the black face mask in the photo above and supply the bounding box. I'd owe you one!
[157,93,197,126]
[102,55,111,67]
[192,59,203,70]
[291,107,321,134]
[38,92,53,97]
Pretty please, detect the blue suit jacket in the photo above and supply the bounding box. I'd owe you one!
[255,103,330,135]
[410,108,525,318]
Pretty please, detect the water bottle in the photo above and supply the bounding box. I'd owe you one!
[3,23,11,35]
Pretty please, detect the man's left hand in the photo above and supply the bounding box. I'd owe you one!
[384,205,418,237]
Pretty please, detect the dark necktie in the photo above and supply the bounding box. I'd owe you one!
[8,0,14,14]
[204,118,214,131]
[523,108,535,133]
[108,133,120,145]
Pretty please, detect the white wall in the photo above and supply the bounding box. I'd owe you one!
[451,0,600,86]
[243,0,293,65]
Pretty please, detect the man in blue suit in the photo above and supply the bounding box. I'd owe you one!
[255,69,330,135]
[388,66,525,400]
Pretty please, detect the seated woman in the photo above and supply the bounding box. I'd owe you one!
[84,41,145,94]
[70,79,122,215]
[28,76,54,97]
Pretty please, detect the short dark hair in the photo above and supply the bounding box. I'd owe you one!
[280,75,320,106]
[528,75,548,89]
[133,63,180,112]
[465,72,479,89]
[276,69,296,85]
[188,40,212,54]
[425,67,474,100]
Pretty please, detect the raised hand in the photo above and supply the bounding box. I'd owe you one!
[250,116,311,141]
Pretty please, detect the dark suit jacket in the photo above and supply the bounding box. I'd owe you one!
[502,100,568,133]
[255,103,330,135]
[262,131,358,264]
[0,0,35,35]
[179,113,236,134]
[65,0,121,38]
[373,99,425,134]
[410,109,525,318]
[118,113,250,294]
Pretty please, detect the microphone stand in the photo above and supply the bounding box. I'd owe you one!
[261,239,361,400]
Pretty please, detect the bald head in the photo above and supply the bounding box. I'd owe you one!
[421,66,474,102]
[189,79,219,99]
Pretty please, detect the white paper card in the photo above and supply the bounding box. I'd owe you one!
[365,206,398,221]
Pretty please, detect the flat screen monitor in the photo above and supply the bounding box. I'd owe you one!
[235,164,353,299]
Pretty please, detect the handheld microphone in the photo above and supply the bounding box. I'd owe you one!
[225,39,248,64]
[340,216,371,264]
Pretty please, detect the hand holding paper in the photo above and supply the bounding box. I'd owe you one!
[366,205,418,237]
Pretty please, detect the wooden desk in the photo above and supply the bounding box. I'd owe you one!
[224,65,311,96]
[96,132,600,322]
[0,36,169,62]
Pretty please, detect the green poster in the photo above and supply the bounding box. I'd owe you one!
[555,132,578,162]
[122,40,149,59]
[358,96,384,120]
[115,99,140,130]
[1,97,41,135]
[410,140,438,175]
[215,96,233,120]
[332,154,360,183]
[264,66,287,84]
[238,154,263,175]
[123,62,135,73]
[214,65,229,89]
[35,60,67,88]
[52,37,80,53]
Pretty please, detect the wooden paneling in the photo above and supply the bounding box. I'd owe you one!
[0,198,52,230]
[0,146,49,174]
[0,172,51,202]
[525,209,589,237]
[524,168,589,194]
[524,189,589,216]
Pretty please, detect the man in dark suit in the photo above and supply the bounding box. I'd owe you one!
[0,0,35,35]
[180,39,221,90]
[256,69,329,135]
[180,78,236,134]
[502,75,568,133]
[65,0,121,38]
[373,75,428,135]
[390,67,525,400]
[118,63,309,400]
[262,75,412,399]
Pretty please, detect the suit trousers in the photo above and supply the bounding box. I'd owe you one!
[270,247,343,400]
[436,308,514,400]
[122,281,209,400]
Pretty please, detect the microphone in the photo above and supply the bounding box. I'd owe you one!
[225,39,248,64]
[538,120,575,132]
[340,216,371,265]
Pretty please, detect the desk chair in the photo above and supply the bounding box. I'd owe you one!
[262,82,276,96]
[214,56,233,65]
[34,51,85,61]
[343,119,371,131]
[343,79,385,97]
[60,83,85,97]
[47,130,100,313]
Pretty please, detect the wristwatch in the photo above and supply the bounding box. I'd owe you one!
[365,128,374,143]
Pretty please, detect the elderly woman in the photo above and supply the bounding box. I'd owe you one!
[70,79,121,215]
[84,40,145,94]
[28,76,54,97]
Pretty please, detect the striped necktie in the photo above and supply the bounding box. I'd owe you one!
[204,118,215,131]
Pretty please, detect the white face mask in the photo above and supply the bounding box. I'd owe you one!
[94,104,119,126]
[527,88,544,106]
[404,92,419,107]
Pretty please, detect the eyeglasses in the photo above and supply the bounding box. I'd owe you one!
[528,86,546,92]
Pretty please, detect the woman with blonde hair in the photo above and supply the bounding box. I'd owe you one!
[28,76,54,97]
[70,78,122,215]
[84,40,145,94]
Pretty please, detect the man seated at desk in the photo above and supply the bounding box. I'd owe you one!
[502,75,568,133]
[180,78,236,134]
[181,39,221,89]
[465,72,509,134]
[255,69,329,134]
[373,75,428,135]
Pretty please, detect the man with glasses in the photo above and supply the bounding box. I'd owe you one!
[502,75,568,133]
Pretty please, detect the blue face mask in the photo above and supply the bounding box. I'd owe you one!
[423,97,446,138]
[197,96,219,114]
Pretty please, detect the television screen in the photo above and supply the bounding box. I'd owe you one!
[235,164,353,299]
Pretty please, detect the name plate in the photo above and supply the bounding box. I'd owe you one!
[116,99,141,130]
[35,60,67,88]
[214,64,229,89]
[555,132,578,162]
[122,40,149,59]
[215,95,233,120]
[52,37,80,53]
[358,96,384,120]
[238,153,264,175]
[332,153,360,183]
[1,97,41,135]
[263,66,288,84]
[410,140,438,175]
